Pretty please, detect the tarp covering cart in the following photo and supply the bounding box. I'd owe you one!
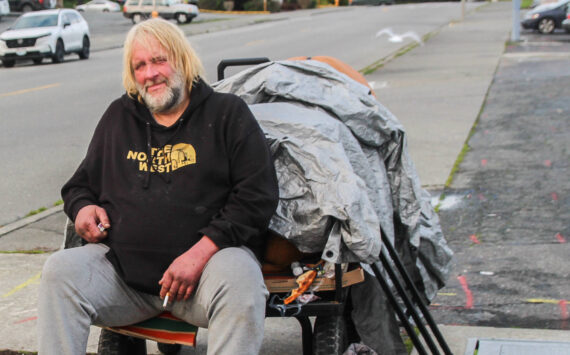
[213,59,454,303]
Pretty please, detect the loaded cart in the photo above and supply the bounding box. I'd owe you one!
[65,56,454,355]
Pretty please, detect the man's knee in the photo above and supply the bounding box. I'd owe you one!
[41,244,106,286]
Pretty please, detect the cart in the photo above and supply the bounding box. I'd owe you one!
[62,57,453,355]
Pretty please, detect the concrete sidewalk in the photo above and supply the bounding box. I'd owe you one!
[2,2,568,354]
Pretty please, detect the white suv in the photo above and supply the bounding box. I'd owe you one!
[123,0,199,24]
[0,9,91,67]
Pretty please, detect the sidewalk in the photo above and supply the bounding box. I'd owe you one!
[2,2,569,354]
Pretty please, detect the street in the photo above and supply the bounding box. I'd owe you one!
[0,3,478,226]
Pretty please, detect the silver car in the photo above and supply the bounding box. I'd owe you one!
[0,9,91,67]
[76,0,121,12]
[122,0,199,24]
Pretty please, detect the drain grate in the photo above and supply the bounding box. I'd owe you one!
[465,338,570,355]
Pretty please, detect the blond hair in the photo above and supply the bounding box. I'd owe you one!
[122,18,205,100]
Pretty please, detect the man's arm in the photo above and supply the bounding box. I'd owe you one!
[158,236,219,302]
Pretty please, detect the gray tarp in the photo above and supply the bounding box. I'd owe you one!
[212,60,453,301]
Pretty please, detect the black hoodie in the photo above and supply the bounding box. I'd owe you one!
[62,79,279,295]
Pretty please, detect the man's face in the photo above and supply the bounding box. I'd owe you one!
[131,36,185,114]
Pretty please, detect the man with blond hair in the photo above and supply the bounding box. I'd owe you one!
[38,18,279,355]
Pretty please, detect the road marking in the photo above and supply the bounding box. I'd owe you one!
[0,83,61,98]
[526,298,569,304]
[245,40,265,47]
[457,275,473,309]
[2,272,41,298]
[560,300,568,320]
[437,292,457,296]
[14,316,37,324]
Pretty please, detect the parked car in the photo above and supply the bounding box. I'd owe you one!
[0,0,10,21]
[8,0,56,13]
[76,0,121,12]
[562,7,570,31]
[122,0,198,24]
[521,0,570,34]
[0,9,90,67]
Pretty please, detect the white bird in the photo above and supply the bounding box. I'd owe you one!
[375,27,423,45]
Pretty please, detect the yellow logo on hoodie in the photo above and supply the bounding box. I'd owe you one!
[126,143,196,173]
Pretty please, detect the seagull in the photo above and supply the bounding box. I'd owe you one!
[375,28,423,45]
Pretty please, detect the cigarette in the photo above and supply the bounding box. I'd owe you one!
[97,223,106,233]
[163,292,170,308]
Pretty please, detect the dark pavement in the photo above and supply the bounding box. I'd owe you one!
[430,30,570,331]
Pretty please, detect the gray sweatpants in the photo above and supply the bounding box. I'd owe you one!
[38,243,268,355]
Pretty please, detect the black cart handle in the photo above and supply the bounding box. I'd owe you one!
[217,57,271,81]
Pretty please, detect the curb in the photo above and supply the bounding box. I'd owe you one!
[0,205,64,238]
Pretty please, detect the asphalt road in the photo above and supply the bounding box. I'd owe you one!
[0,3,479,227]
[429,30,570,330]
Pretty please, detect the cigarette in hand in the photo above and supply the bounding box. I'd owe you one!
[97,223,106,233]
[163,292,170,308]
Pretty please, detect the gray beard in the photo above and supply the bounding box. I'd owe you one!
[137,71,186,114]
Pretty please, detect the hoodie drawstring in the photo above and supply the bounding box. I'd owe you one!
[143,118,185,189]
[143,122,152,189]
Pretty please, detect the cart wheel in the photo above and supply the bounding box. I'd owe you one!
[157,342,182,354]
[312,315,348,355]
[98,328,147,355]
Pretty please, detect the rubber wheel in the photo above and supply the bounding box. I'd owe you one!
[132,13,144,24]
[52,40,65,64]
[33,58,43,64]
[79,36,90,60]
[312,315,348,355]
[21,3,33,12]
[538,18,555,34]
[97,328,147,355]
[2,60,16,67]
[157,342,182,354]
[175,12,188,24]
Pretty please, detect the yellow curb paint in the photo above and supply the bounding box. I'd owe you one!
[2,272,41,298]
[437,292,457,296]
[0,83,61,98]
[526,298,569,304]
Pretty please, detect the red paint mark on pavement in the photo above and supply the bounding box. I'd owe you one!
[478,193,486,201]
[481,159,487,167]
[14,316,37,324]
[556,233,566,243]
[544,160,552,167]
[469,234,481,244]
[551,193,558,201]
[559,300,569,320]
[457,275,474,309]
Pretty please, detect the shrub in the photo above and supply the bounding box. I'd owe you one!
[243,0,263,10]
[199,0,225,10]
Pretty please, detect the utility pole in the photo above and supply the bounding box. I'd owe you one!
[512,0,521,41]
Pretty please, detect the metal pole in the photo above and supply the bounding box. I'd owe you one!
[461,0,465,21]
[512,0,521,42]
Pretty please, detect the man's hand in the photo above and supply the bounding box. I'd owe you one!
[75,205,110,243]
[159,236,219,302]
